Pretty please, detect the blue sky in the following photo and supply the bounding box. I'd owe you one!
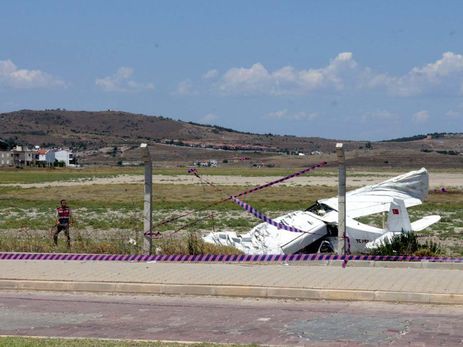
[1,1,463,140]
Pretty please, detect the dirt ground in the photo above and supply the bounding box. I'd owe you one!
[1,172,462,189]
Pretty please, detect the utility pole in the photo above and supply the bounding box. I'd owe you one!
[140,143,152,255]
[336,143,346,255]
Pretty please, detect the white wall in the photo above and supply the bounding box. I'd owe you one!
[54,150,72,166]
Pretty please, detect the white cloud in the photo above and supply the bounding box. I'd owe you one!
[95,67,154,92]
[220,63,272,94]
[411,52,463,79]
[208,51,463,97]
[175,79,197,96]
[216,52,360,95]
[266,109,318,121]
[367,52,463,96]
[199,113,219,123]
[202,69,219,80]
[413,110,430,123]
[0,59,66,89]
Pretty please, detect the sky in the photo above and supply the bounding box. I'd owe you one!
[1,1,463,140]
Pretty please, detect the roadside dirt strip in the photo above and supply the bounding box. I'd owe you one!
[0,260,462,305]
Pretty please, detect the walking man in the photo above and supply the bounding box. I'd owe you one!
[54,199,72,248]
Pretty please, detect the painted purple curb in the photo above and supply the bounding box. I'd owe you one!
[0,252,462,263]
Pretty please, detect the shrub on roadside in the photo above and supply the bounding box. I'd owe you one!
[370,232,441,256]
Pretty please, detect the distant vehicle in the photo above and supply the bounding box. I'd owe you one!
[204,168,440,254]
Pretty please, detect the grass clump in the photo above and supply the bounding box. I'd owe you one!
[153,232,243,256]
[0,230,140,254]
[0,229,243,256]
[370,232,441,256]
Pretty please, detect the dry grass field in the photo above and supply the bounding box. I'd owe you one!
[0,166,462,256]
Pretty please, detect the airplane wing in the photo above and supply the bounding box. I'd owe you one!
[319,168,429,219]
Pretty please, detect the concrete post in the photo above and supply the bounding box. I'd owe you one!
[141,143,152,255]
[336,143,346,255]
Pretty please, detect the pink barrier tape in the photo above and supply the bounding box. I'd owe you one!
[342,236,352,269]
[235,161,328,198]
[0,252,462,263]
[231,196,305,233]
[145,161,328,237]
[189,161,328,199]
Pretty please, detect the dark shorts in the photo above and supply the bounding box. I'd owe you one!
[58,218,69,225]
[56,224,69,232]
[54,223,70,246]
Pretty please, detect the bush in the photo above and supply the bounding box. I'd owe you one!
[370,233,441,256]
[187,232,203,255]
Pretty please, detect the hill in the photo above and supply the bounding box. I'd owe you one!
[1,109,462,168]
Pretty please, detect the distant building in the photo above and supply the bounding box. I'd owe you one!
[119,160,143,166]
[0,145,77,167]
[194,159,218,168]
[35,148,49,166]
[46,149,77,167]
[55,149,75,166]
[11,146,35,167]
[0,151,13,166]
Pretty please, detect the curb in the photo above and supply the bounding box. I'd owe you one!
[299,260,463,270]
[1,252,463,270]
[1,279,462,305]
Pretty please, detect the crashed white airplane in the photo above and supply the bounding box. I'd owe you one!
[203,168,441,254]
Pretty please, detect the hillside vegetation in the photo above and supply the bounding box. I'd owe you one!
[1,109,463,168]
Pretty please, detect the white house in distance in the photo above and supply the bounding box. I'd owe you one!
[46,149,76,166]
[36,148,48,163]
[0,145,77,167]
[55,149,75,166]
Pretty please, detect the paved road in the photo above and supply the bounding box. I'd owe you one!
[0,291,462,346]
[1,260,462,304]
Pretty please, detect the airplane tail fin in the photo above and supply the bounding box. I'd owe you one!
[366,215,441,250]
[386,199,412,233]
[367,199,441,250]
[386,197,441,232]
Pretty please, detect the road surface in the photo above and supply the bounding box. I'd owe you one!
[0,291,462,346]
